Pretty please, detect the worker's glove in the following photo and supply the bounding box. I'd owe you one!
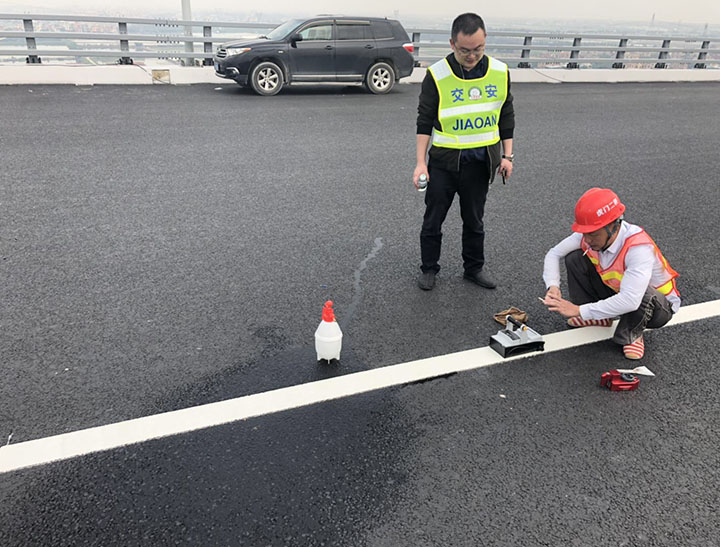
[493,307,528,325]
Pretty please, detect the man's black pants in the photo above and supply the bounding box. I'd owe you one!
[565,249,674,345]
[420,161,490,275]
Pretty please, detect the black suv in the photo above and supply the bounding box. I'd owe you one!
[214,16,415,95]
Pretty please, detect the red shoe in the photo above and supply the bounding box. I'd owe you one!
[567,317,613,328]
[623,336,645,359]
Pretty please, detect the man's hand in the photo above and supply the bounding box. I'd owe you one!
[498,158,513,180]
[413,164,428,190]
[545,286,561,299]
[542,293,581,319]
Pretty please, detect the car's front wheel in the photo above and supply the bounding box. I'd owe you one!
[366,62,395,94]
[250,61,284,96]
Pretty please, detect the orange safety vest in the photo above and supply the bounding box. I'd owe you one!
[581,230,679,297]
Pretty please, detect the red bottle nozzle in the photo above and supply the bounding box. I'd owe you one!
[322,300,335,322]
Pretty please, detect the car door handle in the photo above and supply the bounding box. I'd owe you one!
[325,45,333,50]
[365,44,374,49]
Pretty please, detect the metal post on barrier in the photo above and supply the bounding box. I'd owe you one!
[612,38,628,68]
[182,0,194,66]
[567,37,581,68]
[23,19,41,64]
[695,40,710,68]
[203,25,213,65]
[655,39,670,68]
[412,32,420,66]
[118,22,133,64]
[518,36,532,68]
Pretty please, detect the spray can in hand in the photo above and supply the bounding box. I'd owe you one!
[314,300,342,364]
[417,173,428,192]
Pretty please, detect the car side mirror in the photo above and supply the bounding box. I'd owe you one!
[290,33,303,47]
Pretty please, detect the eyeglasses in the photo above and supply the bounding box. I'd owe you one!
[456,45,485,57]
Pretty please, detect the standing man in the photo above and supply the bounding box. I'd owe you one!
[414,12,515,291]
[541,188,681,360]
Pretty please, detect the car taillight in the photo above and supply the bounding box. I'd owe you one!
[403,43,414,53]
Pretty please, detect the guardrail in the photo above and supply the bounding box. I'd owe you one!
[1,13,718,69]
[0,13,273,65]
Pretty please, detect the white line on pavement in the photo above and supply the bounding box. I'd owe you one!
[1,299,719,474]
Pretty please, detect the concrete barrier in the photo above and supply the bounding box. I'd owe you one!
[0,65,222,85]
[406,66,720,84]
[1,64,719,86]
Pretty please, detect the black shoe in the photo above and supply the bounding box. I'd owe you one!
[418,271,436,290]
[463,269,497,289]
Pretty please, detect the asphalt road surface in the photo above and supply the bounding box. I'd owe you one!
[1,81,719,546]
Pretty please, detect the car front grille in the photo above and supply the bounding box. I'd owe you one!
[216,48,227,59]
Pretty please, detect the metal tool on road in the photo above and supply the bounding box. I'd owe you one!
[600,370,639,391]
[489,315,545,358]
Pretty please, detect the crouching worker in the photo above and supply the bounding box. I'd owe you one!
[541,188,680,360]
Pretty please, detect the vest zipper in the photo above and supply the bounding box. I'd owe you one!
[458,66,463,173]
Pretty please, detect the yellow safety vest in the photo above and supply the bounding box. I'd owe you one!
[427,56,508,149]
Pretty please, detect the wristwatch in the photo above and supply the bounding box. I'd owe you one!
[502,154,515,162]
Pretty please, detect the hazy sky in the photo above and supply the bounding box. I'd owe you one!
[7,0,720,25]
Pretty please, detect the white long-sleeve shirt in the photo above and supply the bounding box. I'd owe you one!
[543,221,681,320]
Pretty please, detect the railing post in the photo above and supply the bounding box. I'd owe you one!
[412,31,421,66]
[655,39,670,68]
[612,38,628,68]
[203,25,213,66]
[118,22,133,64]
[566,37,581,68]
[23,19,41,64]
[182,0,194,66]
[694,40,710,69]
[518,36,532,68]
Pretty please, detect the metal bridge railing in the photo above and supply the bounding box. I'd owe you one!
[0,13,275,65]
[410,29,720,70]
[1,13,718,70]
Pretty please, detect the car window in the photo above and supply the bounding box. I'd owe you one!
[390,20,410,40]
[266,19,303,40]
[371,21,393,40]
[298,24,333,41]
[336,23,372,40]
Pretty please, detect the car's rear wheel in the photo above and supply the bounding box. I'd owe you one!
[250,61,283,96]
[366,62,395,94]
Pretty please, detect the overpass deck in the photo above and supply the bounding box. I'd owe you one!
[1,82,719,546]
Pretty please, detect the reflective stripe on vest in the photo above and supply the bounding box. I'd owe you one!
[427,56,508,150]
[582,230,680,296]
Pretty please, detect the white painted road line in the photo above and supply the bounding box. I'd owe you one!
[2,299,719,474]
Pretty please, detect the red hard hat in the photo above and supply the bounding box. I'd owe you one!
[571,188,625,233]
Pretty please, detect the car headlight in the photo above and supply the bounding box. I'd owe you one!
[226,47,251,56]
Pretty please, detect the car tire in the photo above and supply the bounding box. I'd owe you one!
[365,62,395,94]
[250,61,284,96]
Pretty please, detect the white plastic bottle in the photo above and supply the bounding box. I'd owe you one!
[314,300,343,363]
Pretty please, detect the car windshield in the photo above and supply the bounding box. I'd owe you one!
[265,19,303,40]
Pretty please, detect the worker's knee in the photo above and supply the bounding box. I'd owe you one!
[564,249,586,271]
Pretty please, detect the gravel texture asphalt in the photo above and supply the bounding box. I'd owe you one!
[1,82,719,546]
